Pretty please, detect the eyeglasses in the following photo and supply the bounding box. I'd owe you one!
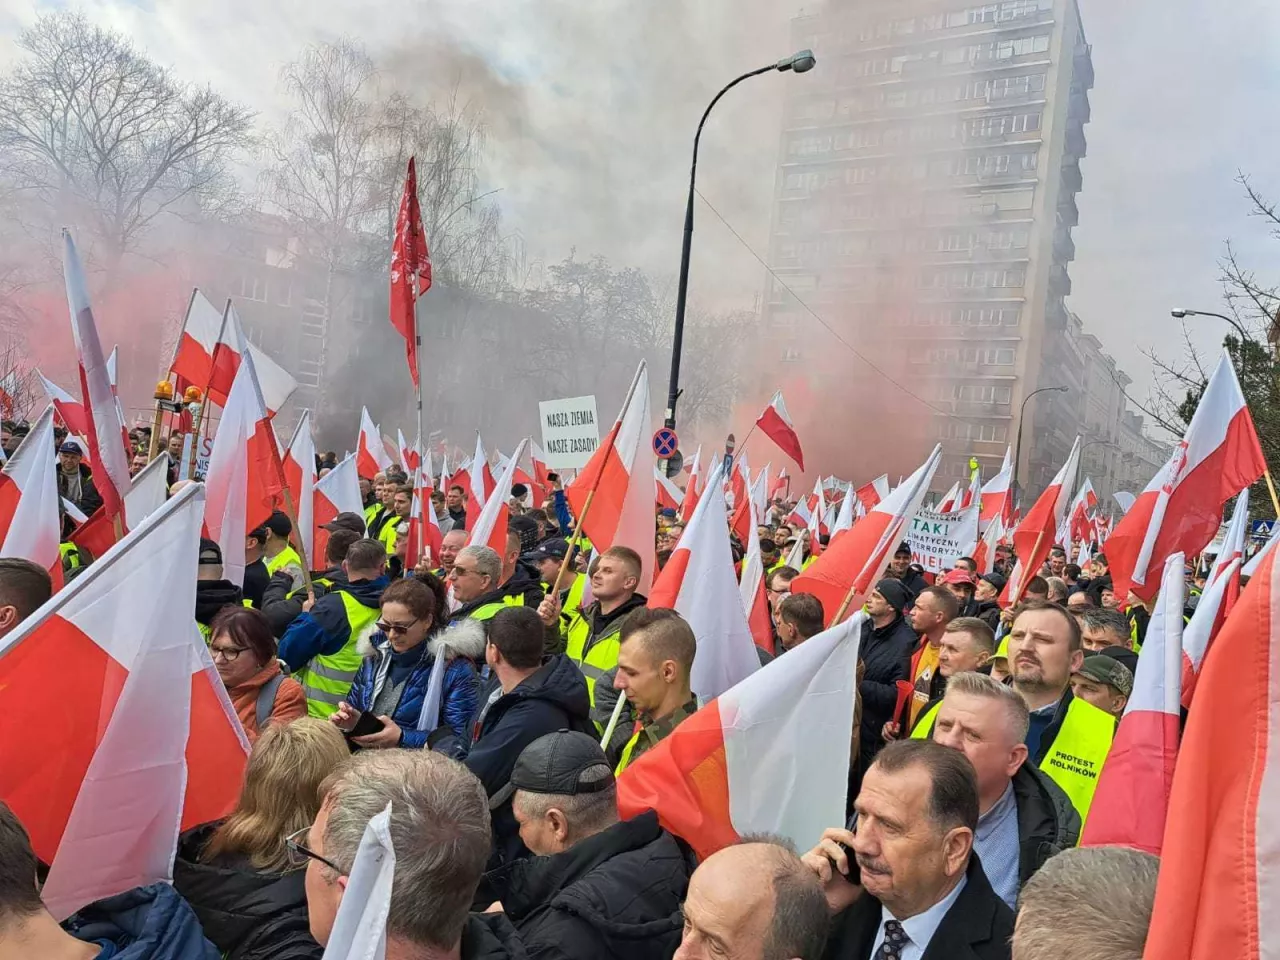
[376,617,420,636]
[285,826,343,873]
[451,565,475,577]
[210,645,247,662]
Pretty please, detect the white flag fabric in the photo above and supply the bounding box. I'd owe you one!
[321,802,395,960]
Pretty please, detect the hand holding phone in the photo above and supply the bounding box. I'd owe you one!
[345,710,387,739]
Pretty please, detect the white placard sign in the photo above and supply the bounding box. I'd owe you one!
[538,395,600,469]
[907,505,980,574]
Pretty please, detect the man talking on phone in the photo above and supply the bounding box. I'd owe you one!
[801,740,1013,960]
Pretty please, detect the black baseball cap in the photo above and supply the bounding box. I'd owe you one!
[321,511,366,535]
[198,538,223,565]
[528,538,569,562]
[510,731,614,796]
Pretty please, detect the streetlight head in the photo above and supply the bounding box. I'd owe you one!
[1171,308,1190,319]
[1054,386,1069,393]
[779,49,817,74]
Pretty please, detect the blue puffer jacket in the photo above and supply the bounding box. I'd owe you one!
[62,882,220,959]
[346,618,486,749]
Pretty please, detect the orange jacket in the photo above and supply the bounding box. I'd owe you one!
[226,660,307,741]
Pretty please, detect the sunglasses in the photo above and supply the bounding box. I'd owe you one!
[285,826,343,873]
[376,617,420,636]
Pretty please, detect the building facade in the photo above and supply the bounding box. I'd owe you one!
[765,0,1096,495]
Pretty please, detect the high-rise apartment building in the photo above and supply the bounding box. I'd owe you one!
[764,0,1093,495]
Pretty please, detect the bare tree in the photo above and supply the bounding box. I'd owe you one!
[0,12,253,271]
[0,337,43,422]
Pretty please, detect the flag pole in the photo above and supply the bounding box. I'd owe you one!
[187,300,231,479]
[1264,467,1280,518]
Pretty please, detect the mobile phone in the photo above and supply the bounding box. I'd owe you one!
[345,711,386,739]
[833,837,861,886]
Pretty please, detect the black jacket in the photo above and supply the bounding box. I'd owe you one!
[454,654,594,869]
[172,824,321,960]
[1084,573,1112,607]
[261,566,346,637]
[895,568,929,601]
[488,811,690,960]
[57,461,103,515]
[462,912,528,959]
[195,580,245,631]
[1011,760,1081,887]
[242,559,269,609]
[823,855,1014,960]
[974,599,1002,634]
[858,614,919,765]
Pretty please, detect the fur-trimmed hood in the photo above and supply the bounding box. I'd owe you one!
[357,616,487,663]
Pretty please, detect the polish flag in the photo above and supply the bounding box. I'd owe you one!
[1206,487,1249,618]
[854,474,889,513]
[1179,555,1240,710]
[805,478,826,559]
[0,405,62,584]
[1003,437,1081,605]
[283,411,317,567]
[1081,552,1184,853]
[103,346,129,459]
[959,462,981,510]
[0,484,249,919]
[974,513,1003,576]
[462,434,496,531]
[828,479,856,543]
[566,361,656,593]
[1112,352,1265,602]
[768,466,789,502]
[751,464,770,520]
[36,371,92,443]
[793,445,942,625]
[755,390,805,471]
[1061,477,1098,548]
[649,461,759,700]
[529,441,553,505]
[616,610,864,860]
[469,439,528,556]
[313,454,364,569]
[979,447,1014,529]
[655,466,683,513]
[495,447,534,497]
[356,407,392,479]
[398,429,422,473]
[405,465,443,571]
[67,454,172,562]
[63,231,131,528]
[728,455,754,545]
[169,289,228,399]
[739,491,773,654]
[1140,538,1280,960]
[936,482,962,513]
[680,446,703,524]
[203,351,286,588]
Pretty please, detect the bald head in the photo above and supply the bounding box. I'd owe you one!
[675,839,829,960]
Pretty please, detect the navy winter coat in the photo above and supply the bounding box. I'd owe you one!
[62,882,220,960]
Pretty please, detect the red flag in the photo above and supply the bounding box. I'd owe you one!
[0,405,62,585]
[1081,553,1183,853]
[1002,437,1080,605]
[389,157,433,388]
[680,447,703,524]
[1140,539,1280,959]
[356,407,392,479]
[755,390,805,471]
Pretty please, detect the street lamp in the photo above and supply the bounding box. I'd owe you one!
[1171,307,1251,342]
[662,50,817,473]
[1012,385,1069,508]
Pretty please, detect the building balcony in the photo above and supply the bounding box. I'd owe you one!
[1053,227,1076,263]
[1049,264,1073,298]
[1066,123,1088,159]
[1061,161,1083,195]
[1069,87,1092,124]
[1058,193,1079,228]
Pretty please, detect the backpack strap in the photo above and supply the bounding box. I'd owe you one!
[256,673,286,731]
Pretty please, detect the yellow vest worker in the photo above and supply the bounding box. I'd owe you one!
[909,701,941,740]
[1035,695,1115,824]
[265,544,303,577]
[379,517,401,556]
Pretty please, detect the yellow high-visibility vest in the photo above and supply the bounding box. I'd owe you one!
[266,545,303,577]
[910,701,941,740]
[294,591,379,718]
[565,609,626,709]
[1038,696,1115,824]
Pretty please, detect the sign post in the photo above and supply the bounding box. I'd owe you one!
[538,395,600,470]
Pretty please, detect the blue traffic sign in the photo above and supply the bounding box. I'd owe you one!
[1251,519,1275,541]
[652,427,679,458]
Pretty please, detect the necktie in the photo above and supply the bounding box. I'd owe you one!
[875,919,909,960]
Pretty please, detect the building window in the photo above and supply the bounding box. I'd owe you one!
[239,274,268,303]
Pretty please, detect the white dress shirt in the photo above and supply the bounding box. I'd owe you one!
[869,874,968,960]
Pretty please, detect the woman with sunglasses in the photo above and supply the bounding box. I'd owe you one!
[330,574,483,749]
[209,606,306,741]
[174,717,348,960]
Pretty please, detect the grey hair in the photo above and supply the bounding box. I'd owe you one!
[1079,607,1131,645]
[321,752,491,951]
[512,764,618,844]
[1014,847,1159,960]
[457,545,501,584]
[942,671,1031,743]
[734,835,830,960]
[1044,576,1068,601]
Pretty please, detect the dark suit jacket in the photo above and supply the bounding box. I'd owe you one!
[822,855,1013,960]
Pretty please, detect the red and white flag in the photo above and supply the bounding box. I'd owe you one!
[854,474,889,513]
[1061,477,1098,548]
[529,441,553,505]
[1179,554,1240,710]
[0,370,20,421]
[495,447,534,500]
[728,454,754,546]
[679,446,703,524]
[36,371,92,443]
[616,610,864,860]
[398,429,422,473]
[979,446,1014,529]
[649,461,759,700]
[959,463,981,510]
[203,351,285,588]
[828,480,856,542]
[755,390,805,471]
[313,453,364,569]
[67,453,172,563]
[389,156,432,388]
[1003,437,1081,605]
[462,434,496,531]
[655,466,683,513]
[0,405,61,584]
[1140,539,1280,960]
[0,484,249,919]
[356,407,392,480]
[405,464,443,571]
[739,490,773,654]
[793,446,941,625]
[936,481,962,513]
[63,231,131,528]
[1206,487,1249,612]
[973,512,1004,576]
[566,362,656,592]
[1081,552,1184,853]
[283,411,317,567]
[1111,352,1265,602]
[469,439,528,556]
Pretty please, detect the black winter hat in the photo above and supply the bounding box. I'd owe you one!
[874,578,910,615]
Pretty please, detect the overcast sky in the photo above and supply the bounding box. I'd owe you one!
[3,0,1278,427]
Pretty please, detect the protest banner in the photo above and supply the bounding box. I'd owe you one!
[907,504,979,574]
[538,394,600,469]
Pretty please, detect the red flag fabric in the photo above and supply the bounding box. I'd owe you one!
[979,447,1013,528]
[1140,538,1280,959]
[1002,437,1080,605]
[0,405,62,584]
[755,390,805,471]
[389,156,433,388]
[356,407,392,479]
